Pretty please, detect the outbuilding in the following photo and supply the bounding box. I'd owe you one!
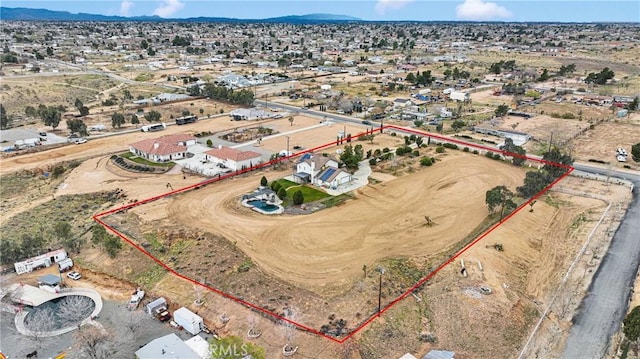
[173,307,203,336]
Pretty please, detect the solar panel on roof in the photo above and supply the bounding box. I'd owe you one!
[319,168,336,182]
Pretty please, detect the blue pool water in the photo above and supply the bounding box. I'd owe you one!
[247,200,280,212]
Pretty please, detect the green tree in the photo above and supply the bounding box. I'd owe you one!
[277,187,287,200]
[340,144,363,170]
[130,114,140,127]
[629,97,639,112]
[292,190,304,205]
[517,171,552,198]
[206,139,213,147]
[66,119,88,136]
[103,235,122,258]
[0,104,10,129]
[631,143,640,162]
[451,119,466,132]
[485,186,516,219]
[558,63,576,77]
[495,104,509,118]
[542,148,573,179]
[260,176,268,187]
[144,110,162,123]
[38,105,62,129]
[405,72,416,83]
[502,138,527,166]
[537,68,550,82]
[25,105,38,118]
[54,221,72,241]
[74,98,84,112]
[91,225,107,245]
[420,156,435,166]
[111,112,125,128]
[624,306,640,342]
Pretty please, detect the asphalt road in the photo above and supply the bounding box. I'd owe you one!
[562,173,640,358]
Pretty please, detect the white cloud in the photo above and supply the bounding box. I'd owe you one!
[152,0,185,18]
[456,0,512,21]
[375,0,415,15]
[119,0,134,16]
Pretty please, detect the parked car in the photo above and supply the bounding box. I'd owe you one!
[67,271,81,280]
[74,138,87,144]
[39,132,47,136]
[362,120,372,125]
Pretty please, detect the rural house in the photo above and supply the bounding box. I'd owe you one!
[294,153,351,188]
[205,146,262,171]
[129,134,197,162]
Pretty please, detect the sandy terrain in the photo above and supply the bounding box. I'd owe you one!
[120,152,526,295]
[570,122,640,166]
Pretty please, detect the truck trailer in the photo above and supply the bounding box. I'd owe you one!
[173,307,203,335]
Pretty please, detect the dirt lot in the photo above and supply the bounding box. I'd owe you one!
[570,122,640,168]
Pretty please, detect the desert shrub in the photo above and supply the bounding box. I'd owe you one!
[443,143,458,150]
[435,146,445,153]
[420,157,435,166]
[463,147,470,152]
[369,158,377,165]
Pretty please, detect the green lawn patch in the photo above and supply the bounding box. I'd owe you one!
[286,185,331,202]
[120,152,175,168]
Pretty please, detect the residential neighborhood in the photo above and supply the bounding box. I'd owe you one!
[0,3,639,359]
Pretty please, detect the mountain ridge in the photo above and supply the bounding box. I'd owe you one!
[0,7,362,23]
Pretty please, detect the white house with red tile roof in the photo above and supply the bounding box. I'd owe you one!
[129,134,197,162]
[204,145,263,171]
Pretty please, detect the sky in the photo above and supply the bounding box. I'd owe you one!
[2,0,639,22]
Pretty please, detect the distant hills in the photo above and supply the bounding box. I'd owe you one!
[0,7,362,23]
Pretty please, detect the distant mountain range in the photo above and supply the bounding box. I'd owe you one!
[0,7,362,23]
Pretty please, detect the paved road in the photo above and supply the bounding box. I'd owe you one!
[562,172,640,358]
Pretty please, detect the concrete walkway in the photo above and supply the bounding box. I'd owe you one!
[324,159,372,196]
[13,287,103,338]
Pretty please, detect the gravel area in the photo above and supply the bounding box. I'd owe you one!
[0,299,192,357]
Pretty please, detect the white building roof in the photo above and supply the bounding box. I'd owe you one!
[135,333,201,359]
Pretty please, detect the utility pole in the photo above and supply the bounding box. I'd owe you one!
[377,266,385,317]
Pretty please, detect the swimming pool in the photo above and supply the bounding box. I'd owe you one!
[247,200,280,212]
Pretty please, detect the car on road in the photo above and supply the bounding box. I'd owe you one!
[362,120,372,125]
[67,271,81,280]
[39,132,47,136]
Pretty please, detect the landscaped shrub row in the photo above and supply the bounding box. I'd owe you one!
[111,156,156,172]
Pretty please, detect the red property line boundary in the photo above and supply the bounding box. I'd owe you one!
[93,125,573,344]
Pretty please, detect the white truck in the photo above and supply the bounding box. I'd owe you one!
[173,307,204,335]
[127,288,145,310]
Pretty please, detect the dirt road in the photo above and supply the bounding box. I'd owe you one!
[562,185,640,358]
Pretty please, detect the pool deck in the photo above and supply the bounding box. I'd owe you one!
[9,284,103,337]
